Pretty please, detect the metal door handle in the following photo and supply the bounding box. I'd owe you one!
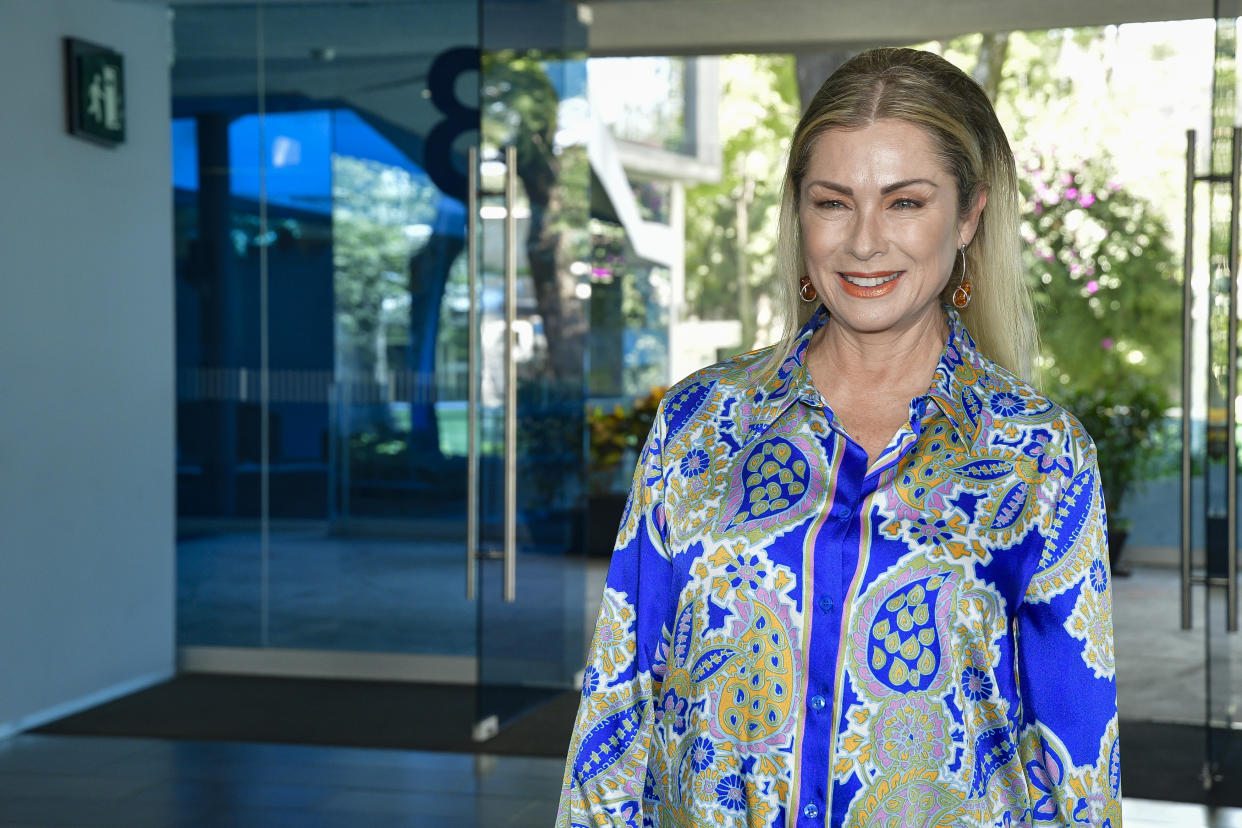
[466,145,479,601]
[503,144,518,603]
[1228,126,1240,633]
[1182,129,1195,631]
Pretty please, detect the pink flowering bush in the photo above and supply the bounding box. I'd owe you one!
[1018,147,1180,393]
[1018,148,1178,528]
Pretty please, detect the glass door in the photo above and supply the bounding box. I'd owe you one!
[1179,2,1242,794]
[174,0,594,741]
[470,6,594,738]
[175,0,485,667]
[1200,4,1242,792]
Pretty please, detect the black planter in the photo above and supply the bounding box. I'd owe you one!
[1108,528,1131,577]
[587,493,628,557]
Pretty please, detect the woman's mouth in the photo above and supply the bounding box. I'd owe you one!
[839,271,901,287]
[837,271,902,297]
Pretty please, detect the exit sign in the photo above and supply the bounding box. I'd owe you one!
[64,38,125,146]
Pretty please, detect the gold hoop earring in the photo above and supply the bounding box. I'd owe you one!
[799,275,817,303]
[951,244,972,309]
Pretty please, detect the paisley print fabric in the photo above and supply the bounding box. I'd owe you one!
[557,307,1120,828]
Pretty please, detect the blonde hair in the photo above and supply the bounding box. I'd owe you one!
[771,47,1035,380]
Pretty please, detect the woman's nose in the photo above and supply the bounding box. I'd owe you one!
[847,207,885,260]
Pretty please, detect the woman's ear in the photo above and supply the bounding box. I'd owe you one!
[960,187,988,246]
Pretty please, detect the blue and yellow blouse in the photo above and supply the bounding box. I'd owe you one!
[557,307,1119,827]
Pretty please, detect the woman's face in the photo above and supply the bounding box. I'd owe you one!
[799,118,985,339]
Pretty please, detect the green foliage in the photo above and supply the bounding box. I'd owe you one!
[1062,376,1171,528]
[683,55,799,348]
[588,386,665,493]
[332,155,438,378]
[1017,148,1181,395]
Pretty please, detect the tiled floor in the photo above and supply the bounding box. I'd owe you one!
[0,733,1240,827]
[178,527,1239,728]
[1113,565,1242,724]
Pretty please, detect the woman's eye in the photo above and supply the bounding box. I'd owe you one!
[816,199,846,210]
[892,198,923,209]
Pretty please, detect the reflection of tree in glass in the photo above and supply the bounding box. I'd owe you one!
[482,51,590,383]
[484,53,591,512]
[331,155,438,384]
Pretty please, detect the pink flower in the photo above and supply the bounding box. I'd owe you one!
[1066,187,1079,200]
[1086,280,1099,294]
[1101,338,1114,349]
[1079,192,1096,207]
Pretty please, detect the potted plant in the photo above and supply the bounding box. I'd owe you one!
[1062,374,1171,575]
[586,386,665,555]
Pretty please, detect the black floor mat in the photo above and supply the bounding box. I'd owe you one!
[33,673,580,759]
[31,676,1242,807]
[1119,719,1242,807]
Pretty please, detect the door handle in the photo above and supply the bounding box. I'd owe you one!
[1182,129,1195,631]
[1228,125,1240,633]
[466,145,480,601]
[503,144,518,603]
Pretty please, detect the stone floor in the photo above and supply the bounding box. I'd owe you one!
[179,527,1239,728]
[0,733,1238,827]
[1113,564,1241,725]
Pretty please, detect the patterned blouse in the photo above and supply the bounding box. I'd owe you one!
[557,306,1120,827]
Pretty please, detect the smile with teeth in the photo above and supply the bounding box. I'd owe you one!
[839,271,901,287]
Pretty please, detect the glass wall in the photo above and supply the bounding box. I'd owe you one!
[173,2,483,658]
[171,6,694,738]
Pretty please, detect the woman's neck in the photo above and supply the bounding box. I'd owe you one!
[807,309,949,401]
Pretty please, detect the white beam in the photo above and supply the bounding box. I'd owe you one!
[587,0,1215,56]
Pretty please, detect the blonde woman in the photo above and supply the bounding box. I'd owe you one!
[558,48,1118,827]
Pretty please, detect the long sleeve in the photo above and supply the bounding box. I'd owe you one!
[557,404,676,827]
[1014,429,1122,826]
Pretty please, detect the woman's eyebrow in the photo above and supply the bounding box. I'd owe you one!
[805,178,939,195]
[882,178,938,194]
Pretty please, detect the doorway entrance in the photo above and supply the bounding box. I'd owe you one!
[172,0,604,741]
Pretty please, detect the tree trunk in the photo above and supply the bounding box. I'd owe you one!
[404,230,464,461]
[972,32,1010,103]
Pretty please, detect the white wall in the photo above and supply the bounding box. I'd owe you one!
[0,0,175,738]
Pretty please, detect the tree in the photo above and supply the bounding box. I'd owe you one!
[683,55,799,352]
[482,52,590,382]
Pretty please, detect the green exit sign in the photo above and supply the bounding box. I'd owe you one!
[64,38,125,146]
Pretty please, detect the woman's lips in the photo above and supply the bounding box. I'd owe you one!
[837,270,902,297]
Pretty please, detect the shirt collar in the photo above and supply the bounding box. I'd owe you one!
[750,305,991,445]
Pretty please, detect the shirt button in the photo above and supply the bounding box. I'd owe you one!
[803,802,820,819]
[832,504,850,519]
[818,595,834,613]
[810,694,827,712]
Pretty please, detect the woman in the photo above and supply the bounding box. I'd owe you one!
[558,48,1118,827]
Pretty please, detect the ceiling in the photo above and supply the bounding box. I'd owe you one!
[125,0,1228,56]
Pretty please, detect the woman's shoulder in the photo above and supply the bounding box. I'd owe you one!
[974,354,1098,466]
[653,345,780,437]
[662,344,780,403]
